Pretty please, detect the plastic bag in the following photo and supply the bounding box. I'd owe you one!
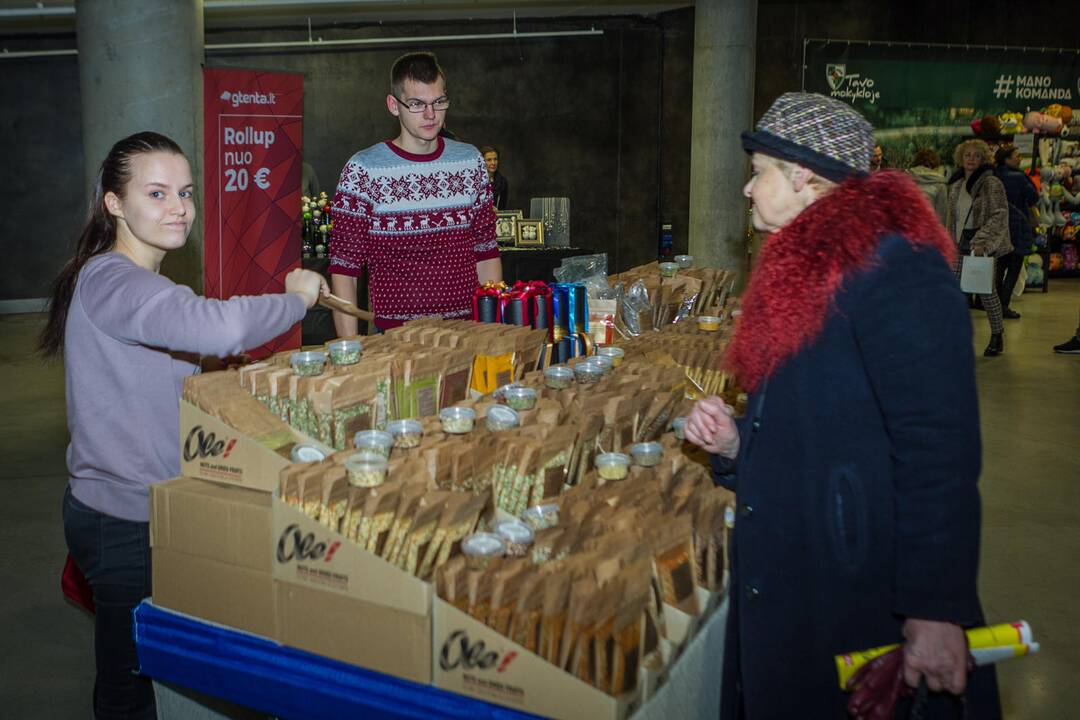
[620,280,653,336]
[554,254,608,285]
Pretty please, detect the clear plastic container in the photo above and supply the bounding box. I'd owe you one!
[327,339,362,366]
[504,386,538,411]
[595,452,631,480]
[290,444,326,463]
[493,520,535,557]
[353,430,393,457]
[462,532,506,569]
[290,350,326,377]
[596,346,625,367]
[658,261,679,278]
[439,406,476,434]
[486,405,520,432]
[671,416,688,441]
[674,254,694,269]
[544,365,575,390]
[588,355,614,377]
[521,503,560,531]
[344,454,388,487]
[385,419,423,449]
[697,315,721,332]
[493,382,523,402]
[574,363,603,385]
[630,442,664,467]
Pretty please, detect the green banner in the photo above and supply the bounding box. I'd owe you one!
[803,40,1080,163]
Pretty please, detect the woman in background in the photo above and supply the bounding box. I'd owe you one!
[40,131,327,719]
[946,139,1010,356]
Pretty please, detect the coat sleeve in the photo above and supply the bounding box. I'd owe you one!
[849,236,983,625]
[971,176,1010,256]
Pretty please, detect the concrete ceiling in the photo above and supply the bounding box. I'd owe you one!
[0,0,695,34]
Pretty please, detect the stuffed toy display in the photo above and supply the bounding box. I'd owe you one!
[1063,243,1078,271]
[1049,252,1064,271]
[1024,110,1065,135]
[1044,104,1073,127]
[1026,253,1045,286]
[999,112,1024,135]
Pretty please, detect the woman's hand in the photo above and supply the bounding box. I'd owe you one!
[684,395,740,458]
[902,618,970,695]
[285,269,330,309]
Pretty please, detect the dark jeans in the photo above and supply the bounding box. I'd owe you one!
[63,487,155,720]
[995,252,1025,310]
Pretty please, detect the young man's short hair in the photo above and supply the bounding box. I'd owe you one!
[479,146,498,157]
[391,52,445,98]
[911,149,941,169]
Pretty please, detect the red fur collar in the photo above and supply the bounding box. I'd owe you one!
[724,170,955,392]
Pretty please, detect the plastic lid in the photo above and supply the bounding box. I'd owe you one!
[290,444,326,463]
[291,350,326,363]
[674,254,692,262]
[697,315,721,323]
[494,520,535,546]
[630,442,663,456]
[575,363,603,377]
[672,416,687,430]
[328,339,362,354]
[344,454,388,472]
[461,532,506,557]
[589,356,613,370]
[493,382,524,399]
[486,405,520,428]
[439,406,476,420]
[386,419,423,435]
[597,346,625,357]
[595,452,631,467]
[522,503,560,524]
[659,261,679,269]
[545,365,574,377]
[354,430,393,448]
[504,386,537,399]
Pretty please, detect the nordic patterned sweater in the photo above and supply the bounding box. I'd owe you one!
[328,137,500,329]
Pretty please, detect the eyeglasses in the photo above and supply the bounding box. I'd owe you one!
[396,97,450,113]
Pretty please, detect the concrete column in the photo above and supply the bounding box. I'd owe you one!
[688,0,757,288]
[76,0,205,290]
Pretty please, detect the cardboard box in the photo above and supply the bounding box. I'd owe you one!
[179,400,331,492]
[271,497,432,683]
[151,477,432,685]
[150,477,277,638]
[432,598,642,720]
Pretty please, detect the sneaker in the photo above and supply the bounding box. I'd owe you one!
[1053,336,1080,354]
[1003,309,1021,319]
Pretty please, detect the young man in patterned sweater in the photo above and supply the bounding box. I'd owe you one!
[329,52,502,334]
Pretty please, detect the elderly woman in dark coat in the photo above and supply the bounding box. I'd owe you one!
[685,93,1001,719]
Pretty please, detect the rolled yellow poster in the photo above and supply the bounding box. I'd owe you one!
[836,621,1037,689]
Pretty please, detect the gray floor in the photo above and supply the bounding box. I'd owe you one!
[1,280,1077,718]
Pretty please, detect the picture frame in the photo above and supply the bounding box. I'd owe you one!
[516,219,545,247]
[495,210,523,245]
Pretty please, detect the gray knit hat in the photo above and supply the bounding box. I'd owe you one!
[741,92,875,183]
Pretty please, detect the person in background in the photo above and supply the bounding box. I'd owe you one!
[993,145,1038,319]
[946,139,1010,356]
[480,145,509,210]
[908,148,948,225]
[684,93,1000,719]
[1053,310,1080,353]
[870,144,885,170]
[328,52,501,336]
[39,131,328,719]
[301,160,321,199]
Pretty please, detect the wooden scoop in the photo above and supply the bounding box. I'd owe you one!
[318,293,375,323]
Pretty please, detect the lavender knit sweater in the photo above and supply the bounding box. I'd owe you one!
[65,253,306,522]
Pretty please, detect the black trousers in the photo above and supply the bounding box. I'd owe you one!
[63,487,155,720]
[995,253,1025,311]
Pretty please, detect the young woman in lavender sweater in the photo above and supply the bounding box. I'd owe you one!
[39,131,328,719]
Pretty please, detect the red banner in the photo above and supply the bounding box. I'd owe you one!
[203,67,304,359]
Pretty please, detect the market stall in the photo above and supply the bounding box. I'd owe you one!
[139,258,740,720]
